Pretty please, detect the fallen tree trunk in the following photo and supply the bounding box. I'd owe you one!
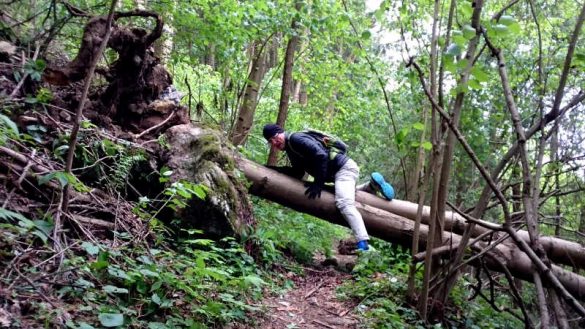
[357,194,585,270]
[236,157,585,301]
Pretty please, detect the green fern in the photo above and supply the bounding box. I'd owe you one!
[0,207,29,222]
[109,151,146,192]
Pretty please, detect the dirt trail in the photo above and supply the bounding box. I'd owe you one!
[254,255,361,329]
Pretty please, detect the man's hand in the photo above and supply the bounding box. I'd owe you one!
[304,182,322,199]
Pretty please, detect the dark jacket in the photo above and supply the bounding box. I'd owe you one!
[284,132,349,184]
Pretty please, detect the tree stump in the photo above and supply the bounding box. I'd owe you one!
[164,124,255,238]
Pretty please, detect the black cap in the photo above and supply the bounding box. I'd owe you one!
[263,124,284,140]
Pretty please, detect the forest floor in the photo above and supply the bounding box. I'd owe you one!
[251,253,361,329]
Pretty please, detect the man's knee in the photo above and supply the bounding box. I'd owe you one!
[336,198,355,211]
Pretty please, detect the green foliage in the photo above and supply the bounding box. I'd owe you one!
[0,208,54,244]
[0,113,19,145]
[252,198,347,264]
[38,171,91,192]
[52,236,269,328]
[338,241,419,328]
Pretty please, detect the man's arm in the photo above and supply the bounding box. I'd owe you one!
[289,134,328,186]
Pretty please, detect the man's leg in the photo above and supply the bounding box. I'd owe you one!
[335,159,369,249]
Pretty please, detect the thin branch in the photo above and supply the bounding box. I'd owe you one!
[407,58,511,222]
[62,0,119,212]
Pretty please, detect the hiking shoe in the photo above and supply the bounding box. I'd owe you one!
[370,172,395,201]
[356,240,369,251]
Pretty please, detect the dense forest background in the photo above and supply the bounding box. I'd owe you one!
[0,0,584,328]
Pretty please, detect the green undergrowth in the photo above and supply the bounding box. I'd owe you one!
[335,239,525,329]
[251,198,350,264]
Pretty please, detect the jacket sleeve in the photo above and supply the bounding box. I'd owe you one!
[289,133,328,185]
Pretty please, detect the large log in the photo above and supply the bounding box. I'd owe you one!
[357,193,585,270]
[236,157,585,300]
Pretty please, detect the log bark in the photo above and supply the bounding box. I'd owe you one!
[356,193,585,270]
[236,157,585,300]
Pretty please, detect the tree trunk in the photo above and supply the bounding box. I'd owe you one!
[266,2,301,165]
[236,157,585,300]
[230,41,268,146]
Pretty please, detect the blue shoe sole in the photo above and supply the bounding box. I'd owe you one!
[371,172,395,201]
[357,240,369,251]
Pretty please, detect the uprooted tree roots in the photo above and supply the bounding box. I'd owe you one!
[43,8,189,136]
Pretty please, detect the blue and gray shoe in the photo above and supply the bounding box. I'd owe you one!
[356,240,369,251]
[370,172,395,201]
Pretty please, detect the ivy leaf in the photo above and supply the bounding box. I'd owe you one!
[98,313,124,327]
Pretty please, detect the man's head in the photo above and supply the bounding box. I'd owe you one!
[263,124,285,150]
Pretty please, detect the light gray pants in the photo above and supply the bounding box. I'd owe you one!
[334,159,369,241]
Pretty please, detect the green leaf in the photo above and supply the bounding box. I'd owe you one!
[499,15,516,26]
[471,67,489,82]
[98,313,124,327]
[508,22,521,35]
[0,207,30,222]
[243,275,266,288]
[140,269,160,278]
[151,293,161,305]
[468,78,482,90]
[422,141,433,151]
[0,114,19,136]
[75,278,95,289]
[151,280,163,292]
[412,122,425,131]
[445,43,462,57]
[77,322,96,329]
[493,24,509,35]
[452,35,467,47]
[462,25,475,39]
[80,120,96,129]
[90,260,109,270]
[108,267,131,281]
[137,255,153,264]
[456,59,469,70]
[361,30,371,39]
[191,185,207,199]
[394,127,410,145]
[103,285,129,294]
[82,242,100,255]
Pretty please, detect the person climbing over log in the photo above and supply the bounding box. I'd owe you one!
[263,124,395,251]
